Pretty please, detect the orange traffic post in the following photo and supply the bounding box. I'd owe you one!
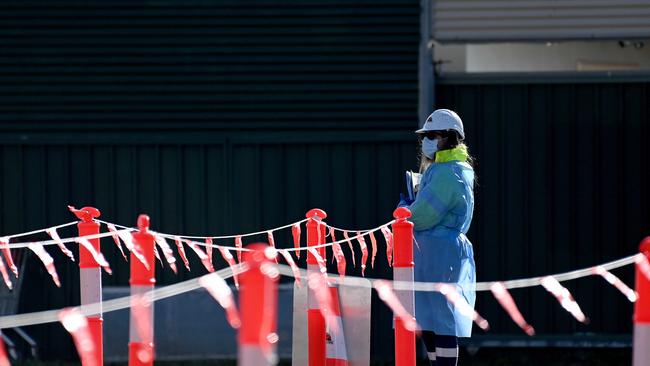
[392,207,415,366]
[129,215,156,366]
[73,206,103,366]
[633,237,650,366]
[238,244,279,366]
[306,208,327,366]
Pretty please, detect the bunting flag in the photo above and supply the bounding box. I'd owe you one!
[199,272,241,329]
[28,243,61,287]
[368,231,378,269]
[292,223,301,259]
[153,245,163,266]
[105,223,127,261]
[0,256,12,290]
[380,226,394,267]
[75,238,112,274]
[356,232,368,276]
[205,238,214,266]
[331,239,347,278]
[173,236,191,271]
[540,276,589,323]
[234,236,243,263]
[59,308,98,366]
[116,231,149,270]
[154,235,178,274]
[439,284,489,330]
[183,239,215,273]
[342,231,355,267]
[217,246,240,289]
[490,282,535,335]
[374,280,418,332]
[592,266,637,302]
[279,250,301,287]
[267,231,278,263]
[45,228,75,261]
[307,248,328,276]
[0,238,17,278]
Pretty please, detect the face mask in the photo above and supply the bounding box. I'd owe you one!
[421,137,439,159]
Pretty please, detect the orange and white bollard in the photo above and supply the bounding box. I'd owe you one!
[392,207,415,366]
[238,244,279,366]
[633,237,650,366]
[128,215,156,366]
[73,206,103,366]
[307,208,327,366]
[325,286,348,366]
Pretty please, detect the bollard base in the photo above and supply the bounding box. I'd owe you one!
[128,342,154,366]
[633,324,650,366]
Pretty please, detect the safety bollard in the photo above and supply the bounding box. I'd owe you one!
[633,237,650,366]
[129,215,156,366]
[239,244,279,366]
[392,207,415,366]
[73,206,103,366]
[307,208,327,366]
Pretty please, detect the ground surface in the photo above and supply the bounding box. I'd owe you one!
[13,348,632,365]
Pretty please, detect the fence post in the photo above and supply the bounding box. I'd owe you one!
[392,207,415,366]
[238,244,279,366]
[633,237,650,366]
[306,208,327,366]
[128,215,156,366]
[75,206,103,366]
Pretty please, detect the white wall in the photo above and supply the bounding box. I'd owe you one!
[434,41,650,73]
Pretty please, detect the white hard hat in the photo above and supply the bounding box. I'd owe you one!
[416,109,465,140]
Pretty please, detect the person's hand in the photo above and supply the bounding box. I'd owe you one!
[398,193,414,207]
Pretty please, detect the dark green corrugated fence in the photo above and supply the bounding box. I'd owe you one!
[0,0,420,361]
[437,73,650,341]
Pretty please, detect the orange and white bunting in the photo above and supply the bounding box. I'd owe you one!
[292,223,301,259]
[217,246,239,289]
[279,250,301,287]
[331,233,346,279]
[374,280,418,332]
[59,308,98,366]
[0,238,17,278]
[380,226,394,267]
[356,232,368,276]
[46,228,75,262]
[267,231,278,263]
[0,257,12,290]
[490,282,534,335]
[173,236,191,270]
[540,276,589,323]
[234,236,243,263]
[342,231,355,267]
[440,283,489,330]
[28,243,61,287]
[205,237,214,265]
[592,266,637,302]
[153,244,163,266]
[105,223,128,260]
[154,235,178,274]
[184,239,214,273]
[116,230,149,270]
[199,272,241,329]
[368,231,378,269]
[75,238,112,274]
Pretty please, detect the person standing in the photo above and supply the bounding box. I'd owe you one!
[399,109,476,366]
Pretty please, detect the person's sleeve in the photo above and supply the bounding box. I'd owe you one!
[408,168,459,231]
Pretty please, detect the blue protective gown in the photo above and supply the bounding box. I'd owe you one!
[402,147,476,337]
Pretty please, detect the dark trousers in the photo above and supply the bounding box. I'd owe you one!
[421,330,458,366]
